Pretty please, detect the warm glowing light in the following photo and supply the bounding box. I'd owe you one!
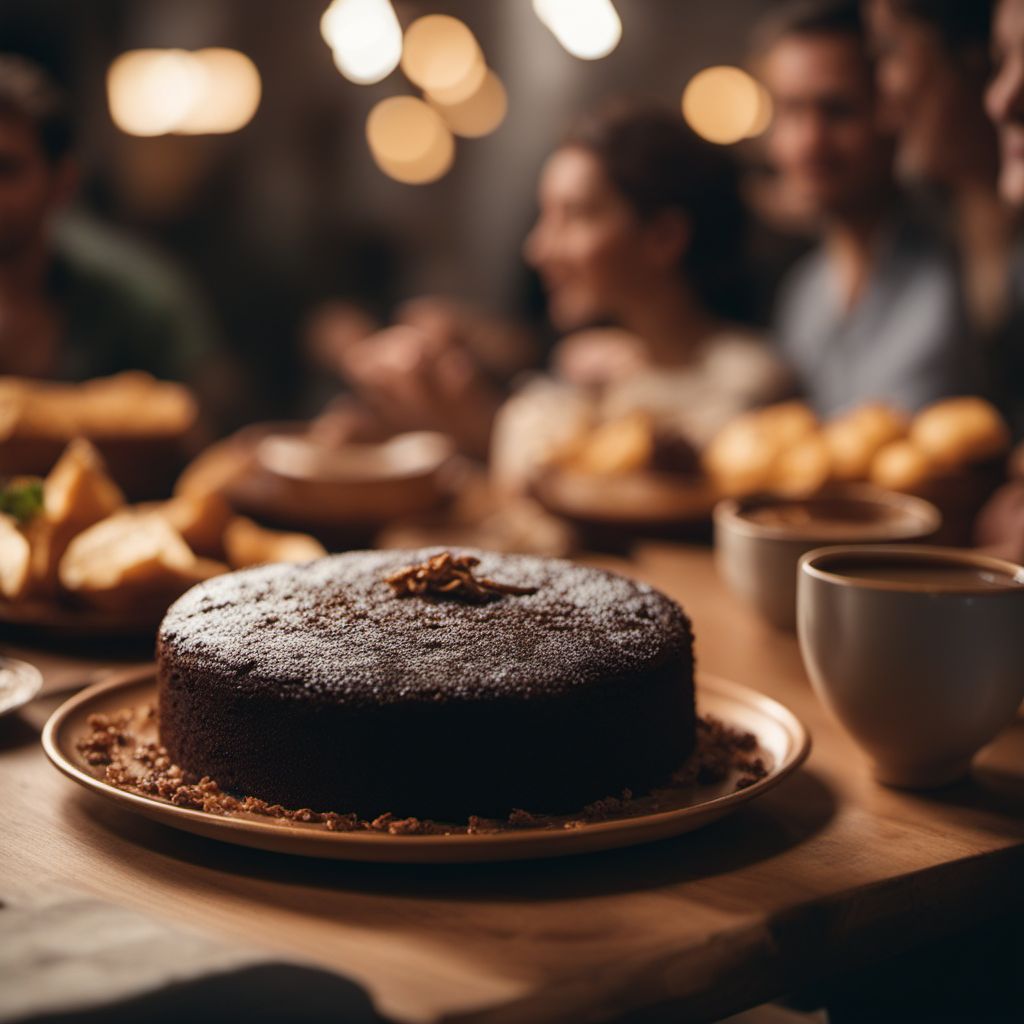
[682,66,763,145]
[746,80,774,138]
[107,50,204,137]
[366,96,455,184]
[321,0,402,84]
[401,15,482,94]
[176,49,261,134]
[424,51,486,106]
[430,69,508,138]
[533,0,622,60]
[108,48,260,136]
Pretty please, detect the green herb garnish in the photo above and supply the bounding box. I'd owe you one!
[0,477,44,525]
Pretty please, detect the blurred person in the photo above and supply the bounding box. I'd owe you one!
[988,0,1024,209]
[492,104,791,493]
[987,0,1024,442]
[758,0,971,416]
[971,0,1024,551]
[325,105,789,472]
[0,55,220,387]
[865,0,1010,338]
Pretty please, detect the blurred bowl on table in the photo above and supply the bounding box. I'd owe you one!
[223,429,456,548]
[714,484,941,630]
[532,466,720,548]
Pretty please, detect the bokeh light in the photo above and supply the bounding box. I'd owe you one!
[321,0,402,85]
[401,15,483,95]
[682,65,764,145]
[108,48,261,136]
[107,50,204,137]
[424,51,486,106]
[176,49,261,134]
[746,80,774,138]
[366,96,455,184]
[533,0,622,61]
[430,69,508,138]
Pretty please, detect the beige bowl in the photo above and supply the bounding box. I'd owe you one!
[798,545,1024,788]
[226,430,456,537]
[713,485,941,630]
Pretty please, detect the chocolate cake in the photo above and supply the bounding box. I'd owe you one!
[157,548,695,821]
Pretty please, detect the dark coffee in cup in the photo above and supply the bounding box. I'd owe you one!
[819,556,1024,592]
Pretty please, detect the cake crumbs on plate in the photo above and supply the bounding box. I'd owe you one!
[76,706,770,836]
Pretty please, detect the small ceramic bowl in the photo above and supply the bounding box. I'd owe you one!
[226,430,456,544]
[798,544,1024,788]
[714,485,941,630]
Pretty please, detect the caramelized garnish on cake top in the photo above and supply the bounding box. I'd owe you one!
[384,551,539,604]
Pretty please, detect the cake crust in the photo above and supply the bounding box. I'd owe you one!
[157,548,695,820]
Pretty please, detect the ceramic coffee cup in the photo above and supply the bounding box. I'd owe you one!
[714,485,941,630]
[798,544,1024,788]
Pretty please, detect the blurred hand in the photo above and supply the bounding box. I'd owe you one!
[303,300,379,378]
[397,295,539,378]
[336,324,500,458]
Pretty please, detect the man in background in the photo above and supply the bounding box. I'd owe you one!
[0,54,219,385]
[756,0,971,415]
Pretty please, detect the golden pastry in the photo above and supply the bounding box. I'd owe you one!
[910,397,1010,469]
[569,412,654,475]
[153,492,234,560]
[772,434,832,497]
[222,516,328,569]
[0,515,31,601]
[704,401,818,496]
[824,403,909,481]
[58,511,224,612]
[870,440,935,492]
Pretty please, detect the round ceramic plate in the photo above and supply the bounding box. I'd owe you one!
[0,656,43,718]
[43,670,810,863]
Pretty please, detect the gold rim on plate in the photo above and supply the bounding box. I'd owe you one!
[42,669,810,863]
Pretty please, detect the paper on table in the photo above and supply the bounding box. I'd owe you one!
[0,890,384,1023]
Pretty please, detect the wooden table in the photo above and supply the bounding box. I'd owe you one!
[2,544,1023,1023]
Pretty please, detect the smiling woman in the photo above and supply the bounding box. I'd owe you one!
[525,103,759,340]
[492,103,792,494]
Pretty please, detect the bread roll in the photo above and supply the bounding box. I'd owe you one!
[704,402,818,496]
[824,403,909,480]
[772,434,832,497]
[910,397,1009,469]
[570,412,653,475]
[870,440,935,492]
[758,401,819,447]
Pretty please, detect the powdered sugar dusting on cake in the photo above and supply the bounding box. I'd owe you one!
[158,548,692,706]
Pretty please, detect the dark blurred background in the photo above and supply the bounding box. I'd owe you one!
[0,0,773,422]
